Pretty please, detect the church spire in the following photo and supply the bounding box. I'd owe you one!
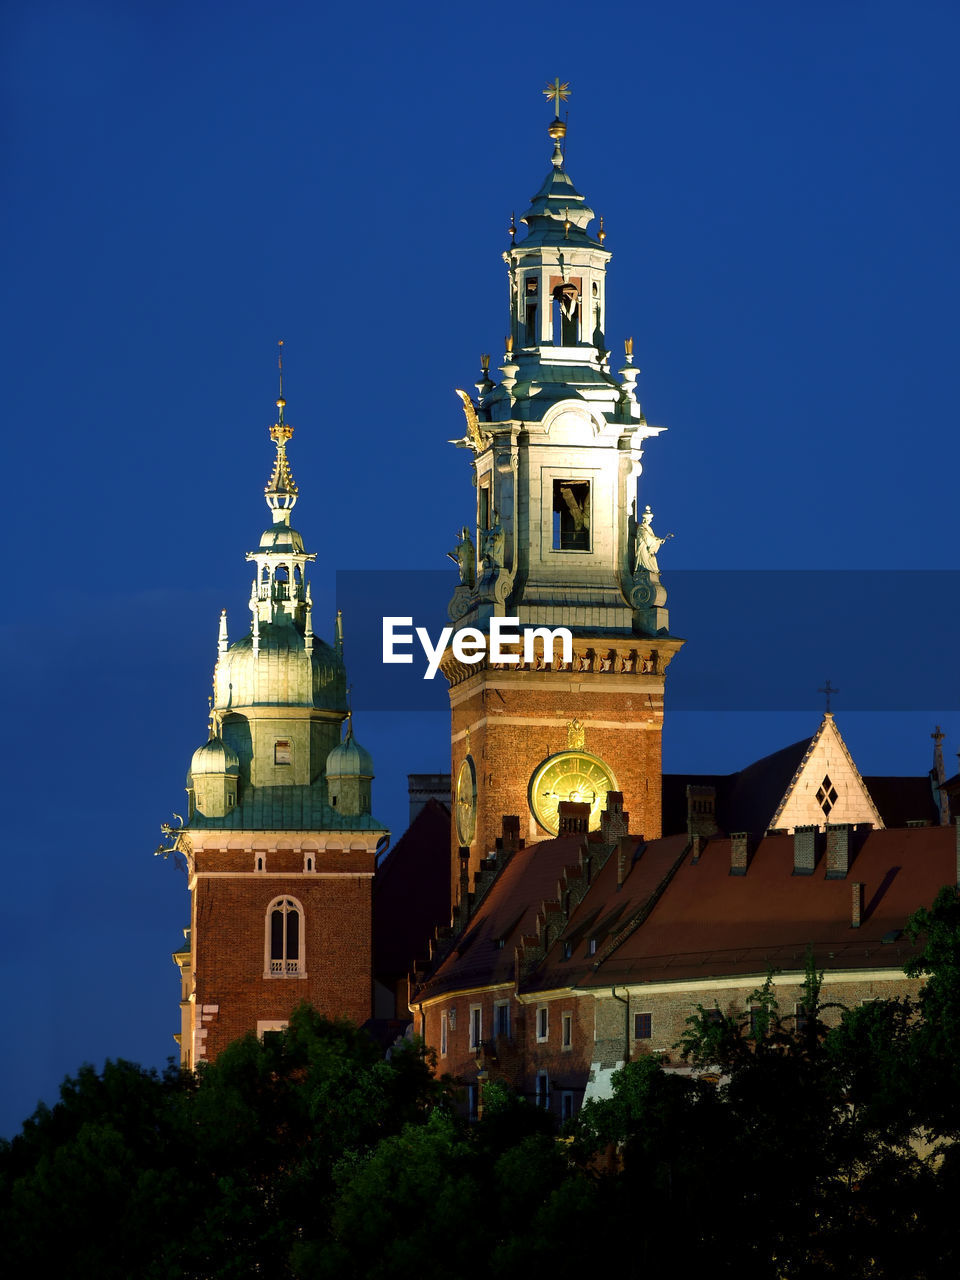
[245,344,317,626]
[264,340,299,526]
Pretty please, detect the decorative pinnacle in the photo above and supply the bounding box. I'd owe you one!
[508,211,517,242]
[543,78,570,167]
[598,215,606,244]
[265,340,298,522]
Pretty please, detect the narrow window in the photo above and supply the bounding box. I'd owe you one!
[586,937,597,956]
[494,1001,510,1039]
[525,303,537,345]
[469,1005,482,1051]
[795,1002,811,1033]
[467,1083,478,1121]
[273,564,289,600]
[561,1090,575,1122]
[536,1006,549,1042]
[552,480,591,551]
[266,898,303,976]
[634,1012,652,1040]
[275,740,292,766]
[440,1012,448,1057]
[535,1072,550,1109]
[562,1011,573,1049]
[562,940,573,960]
[256,855,264,872]
[479,484,490,531]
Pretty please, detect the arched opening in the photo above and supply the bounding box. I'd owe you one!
[266,897,303,976]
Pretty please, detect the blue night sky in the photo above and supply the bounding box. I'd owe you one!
[2,0,958,1135]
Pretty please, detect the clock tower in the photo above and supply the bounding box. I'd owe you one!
[443,88,682,903]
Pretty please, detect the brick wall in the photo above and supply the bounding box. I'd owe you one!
[191,851,375,1063]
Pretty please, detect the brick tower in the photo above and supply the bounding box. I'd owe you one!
[165,361,388,1066]
[442,89,682,904]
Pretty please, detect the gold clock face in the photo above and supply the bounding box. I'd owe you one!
[528,750,618,836]
[455,754,478,846]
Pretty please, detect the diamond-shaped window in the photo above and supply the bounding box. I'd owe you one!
[816,774,838,817]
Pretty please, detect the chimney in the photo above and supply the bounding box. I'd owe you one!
[558,801,590,835]
[600,791,630,842]
[499,815,522,854]
[793,825,818,876]
[825,823,851,878]
[730,832,751,876]
[851,881,864,928]
[686,785,718,839]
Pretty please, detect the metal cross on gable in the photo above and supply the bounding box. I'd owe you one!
[818,679,838,713]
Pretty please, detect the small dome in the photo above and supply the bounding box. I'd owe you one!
[326,728,374,779]
[190,736,240,777]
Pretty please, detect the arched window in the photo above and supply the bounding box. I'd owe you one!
[265,897,304,976]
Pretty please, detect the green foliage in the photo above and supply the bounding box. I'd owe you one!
[9,895,960,1279]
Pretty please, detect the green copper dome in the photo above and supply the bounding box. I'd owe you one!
[325,726,374,779]
[214,617,345,711]
[189,736,240,779]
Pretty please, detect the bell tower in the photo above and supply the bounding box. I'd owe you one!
[163,353,388,1067]
[443,86,683,902]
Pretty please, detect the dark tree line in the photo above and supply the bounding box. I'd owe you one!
[5,889,960,1278]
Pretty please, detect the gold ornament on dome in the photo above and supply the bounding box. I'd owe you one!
[452,389,490,453]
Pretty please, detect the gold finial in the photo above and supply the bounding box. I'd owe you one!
[270,340,293,447]
[567,718,585,751]
[505,334,514,354]
[598,215,606,244]
[624,336,634,358]
[480,353,490,374]
[508,211,517,242]
[276,339,285,416]
[563,207,571,239]
[543,77,571,116]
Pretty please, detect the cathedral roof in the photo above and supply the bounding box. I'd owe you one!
[374,798,452,987]
[187,782,386,833]
[214,620,345,710]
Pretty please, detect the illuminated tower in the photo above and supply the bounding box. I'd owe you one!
[166,362,388,1066]
[444,85,682,900]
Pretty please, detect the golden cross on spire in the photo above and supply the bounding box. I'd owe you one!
[543,77,570,116]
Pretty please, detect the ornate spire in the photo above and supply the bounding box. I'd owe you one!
[264,340,299,526]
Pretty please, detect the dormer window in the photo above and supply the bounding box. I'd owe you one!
[275,740,292,766]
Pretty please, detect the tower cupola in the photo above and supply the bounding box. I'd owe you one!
[325,715,375,816]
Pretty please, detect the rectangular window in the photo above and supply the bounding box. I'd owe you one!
[469,1004,482,1051]
[525,303,537,344]
[561,1090,575,1122]
[586,937,597,956]
[535,1072,550,1109]
[467,1083,478,1122]
[440,1011,448,1057]
[536,1006,549,1043]
[274,740,292,765]
[494,1001,511,1039]
[796,1002,811,1032]
[552,480,591,551]
[479,484,490,531]
[634,1012,652,1040]
[749,1003,763,1038]
[562,1011,573,1049]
